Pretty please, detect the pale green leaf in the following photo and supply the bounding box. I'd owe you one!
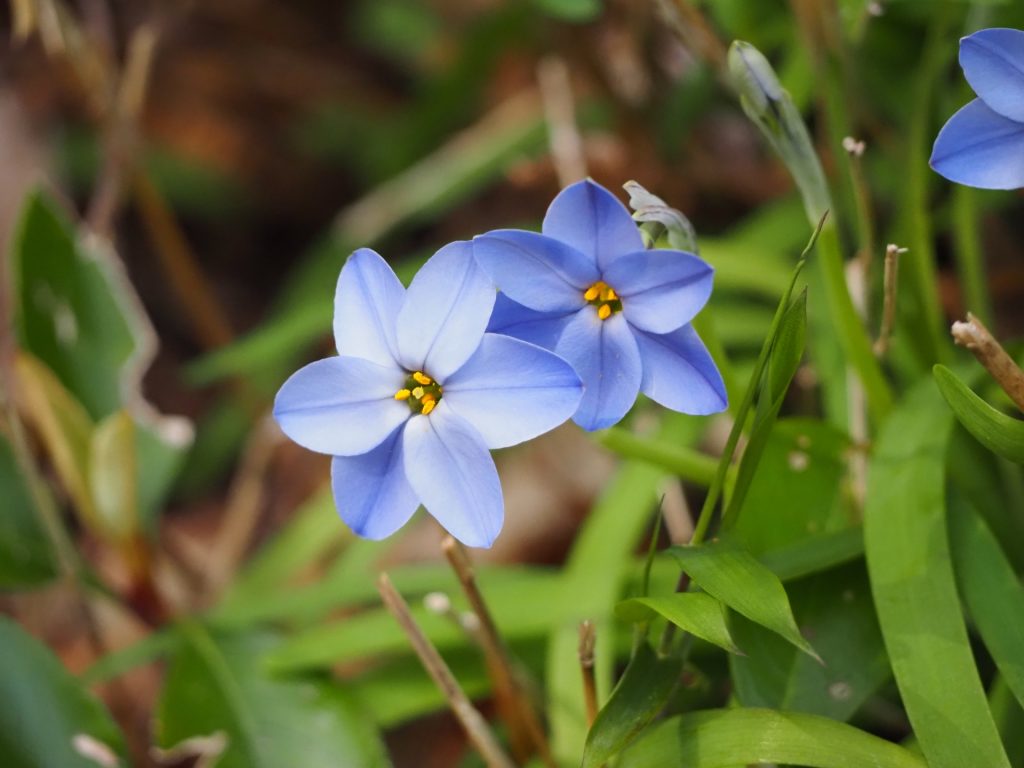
[616,594,740,654]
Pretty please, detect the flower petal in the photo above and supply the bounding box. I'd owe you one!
[273,356,408,456]
[554,309,642,431]
[443,333,583,449]
[396,240,495,380]
[604,249,714,334]
[472,230,597,311]
[487,293,576,351]
[960,28,1024,122]
[331,426,420,539]
[333,248,404,366]
[634,325,728,415]
[930,98,1024,190]
[402,403,503,548]
[542,179,645,271]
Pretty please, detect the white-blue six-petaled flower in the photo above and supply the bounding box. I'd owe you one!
[273,243,583,548]
[473,179,727,431]
[930,27,1024,190]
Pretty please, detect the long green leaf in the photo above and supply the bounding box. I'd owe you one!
[934,364,1024,464]
[667,541,818,660]
[0,617,125,767]
[0,433,55,587]
[616,594,740,654]
[949,498,1024,713]
[619,708,926,768]
[581,643,681,768]
[865,376,1010,768]
[158,623,389,768]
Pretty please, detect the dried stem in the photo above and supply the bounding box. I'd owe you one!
[377,573,516,768]
[537,56,586,187]
[952,313,1024,412]
[874,244,903,358]
[578,621,598,727]
[132,172,236,349]
[88,22,159,237]
[442,536,555,768]
[655,0,728,73]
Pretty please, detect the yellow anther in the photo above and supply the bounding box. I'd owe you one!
[421,393,436,406]
[412,386,425,399]
[412,371,433,386]
[603,286,618,301]
[421,399,437,415]
[598,304,612,320]
[584,285,601,301]
[394,388,411,401]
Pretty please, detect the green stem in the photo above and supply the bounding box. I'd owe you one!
[597,429,719,488]
[952,186,993,327]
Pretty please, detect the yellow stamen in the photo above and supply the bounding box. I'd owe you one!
[421,399,437,415]
[603,286,618,301]
[394,388,411,401]
[421,393,436,406]
[583,285,600,301]
[412,386,425,399]
[412,371,433,386]
[598,304,612,320]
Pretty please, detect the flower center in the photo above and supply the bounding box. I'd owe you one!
[584,281,622,321]
[394,370,443,415]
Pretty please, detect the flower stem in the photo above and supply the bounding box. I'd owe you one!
[442,536,555,768]
[378,572,516,768]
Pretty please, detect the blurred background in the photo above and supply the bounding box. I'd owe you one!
[3,1,1024,767]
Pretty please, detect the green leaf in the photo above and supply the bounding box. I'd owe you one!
[11,190,191,523]
[157,623,389,768]
[0,433,55,587]
[667,540,818,661]
[865,376,1010,768]
[724,290,807,523]
[619,708,926,768]
[934,364,1024,464]
[731,419,852,556]
[616,593,740,654]
[13,191,137,419]
[729,562,889,722]
[948,498,1024,713]
[532,0,601,21]
[0,617,125,767]
[581,643,681,768]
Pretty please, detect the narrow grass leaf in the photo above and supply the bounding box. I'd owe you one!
[619,708,926,768]
[865,376,1010,768]
[948,498,1024,712]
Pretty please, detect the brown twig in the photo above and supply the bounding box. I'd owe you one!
[578,620,598,727]
[874,244,904,357]
[952,313,1024,412]
[442,536,555,768]
[378,573,516,768]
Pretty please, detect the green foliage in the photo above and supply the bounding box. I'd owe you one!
[668,541,819,661]
[865,376,1010,768]
[581,643,682,768]
[0,618,125,767]
[619,708,927,768]
[0,434,56,588]
[934,364,1024,464]
[156,623,389,768]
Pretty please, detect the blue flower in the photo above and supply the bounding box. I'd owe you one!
[473,179,727,431]
[273,243,583,548]
[930,28,1024,190]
